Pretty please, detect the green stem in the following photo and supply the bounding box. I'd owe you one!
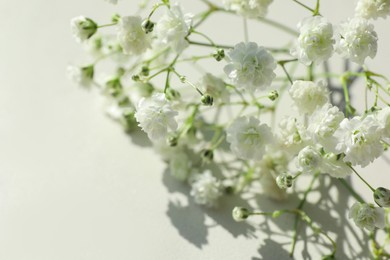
[290,173,319,257]
[187,40,233,49]
[349,166,375,192]
[98,22,117,28]
[292,0,316,13]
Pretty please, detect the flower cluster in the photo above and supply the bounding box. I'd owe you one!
[70,0,390,258]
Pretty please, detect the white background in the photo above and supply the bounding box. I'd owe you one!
[1,0,389,259]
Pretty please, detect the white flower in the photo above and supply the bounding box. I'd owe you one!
[67,65,94,87]
[224,42,276,92]
[289,80,329,114]
[355,0,390,20]
[278,117,308,150]
[349,202,385,231]
[226,116,274,160]
[71,16,98,42]
[376,106,390,141]
[320,152,352,178]
[296,145,322,173]
[118,16,151,55]
[333,115,383,167]
[223,0,273,18]
[169,152,191,181]
[291,16,334,66]
[308,103,344,151]
[199,73,229,103]
[232,207,250,222]
[190,171,222,207]
[155,3,192,53]
[337,18,378,65]
[135,93,178,141]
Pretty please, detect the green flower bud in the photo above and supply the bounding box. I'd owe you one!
[201,149,214,163]
[276,173,293,189]
[165,88,181,101]
[141,19,155,34]
[232,207,250,222]
[167,135,179,147]
[112,14,121,23]
[141,66,150,77]
[106,78,122,97]
[213,49,225,61]
[132,75,141,82]
[201,95,213,106]
[268,90,279,101]
[374,187,390,207]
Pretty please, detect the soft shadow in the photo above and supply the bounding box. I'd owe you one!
[163,168,256,248]
[162,153,372,259]
[126,128,152,147]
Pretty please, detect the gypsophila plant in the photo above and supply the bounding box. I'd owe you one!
[70,0,390,258]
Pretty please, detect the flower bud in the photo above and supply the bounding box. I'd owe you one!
[71,16,98,42]
[105,78,123,97]
[374,187,390,208]
[268,90,279,101]
[165,88,181,101]
[213,49,225,61]
[201,149,214,163]
[132,75,141,82]
[141,19,155,34]
[167,135,179,147]
[276,173,293,189]
[201,95,213,106]
[112,14,121,23]
[232,207,250,222]
[141,66,150,77]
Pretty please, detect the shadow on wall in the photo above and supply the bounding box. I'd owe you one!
[163,168,371,259]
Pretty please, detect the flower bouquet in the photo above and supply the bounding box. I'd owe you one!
[70,0,390,258]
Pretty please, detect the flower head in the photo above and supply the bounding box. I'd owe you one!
[334,115,383,167]
[320,152,352,178]
[67,65,94,87]
[135,93,178,142]
[226,116,274,160]
[338,18,378,65]
[224,42,276,92]
[296,145,322,173]
[118,16,151,55]
[291,16,334,65]
[308,103,344,151]
[289,80,329,115]
[223,0,273,18]
[190,171,222,207]
[71,16,98,42]
[355,0,390,20]
[155,3,193,53]
[349,202,385,231]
